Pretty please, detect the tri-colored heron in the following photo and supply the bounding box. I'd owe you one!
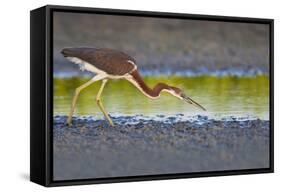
[61,47,206,126]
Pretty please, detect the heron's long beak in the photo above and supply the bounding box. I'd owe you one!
[181,94,206,111]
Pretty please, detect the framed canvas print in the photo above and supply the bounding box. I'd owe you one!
[30,5,274,187]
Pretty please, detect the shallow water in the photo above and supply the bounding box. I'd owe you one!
[53,75,269,120]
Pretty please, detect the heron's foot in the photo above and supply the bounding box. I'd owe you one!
[107,117,114,126]
[103,114,114,126]
[66,117,73,127]
[66,122,73,127]
[103,113,114,126]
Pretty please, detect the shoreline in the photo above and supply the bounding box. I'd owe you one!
[53,114,270,124]
[53,70,269,79]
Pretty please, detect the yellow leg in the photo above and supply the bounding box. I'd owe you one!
[96,79,114,126]
[67,75,105,126]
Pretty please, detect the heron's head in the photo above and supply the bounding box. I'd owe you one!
[165,86,206,111]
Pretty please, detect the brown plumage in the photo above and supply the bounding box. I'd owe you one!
[61,47,206,126]
[61,47,136,75]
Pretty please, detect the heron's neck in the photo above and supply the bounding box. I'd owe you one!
[127,70,170,99]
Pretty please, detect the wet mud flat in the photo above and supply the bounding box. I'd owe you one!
[53,115,270,181]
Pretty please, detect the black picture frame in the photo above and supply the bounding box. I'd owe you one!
[30,5,274,187]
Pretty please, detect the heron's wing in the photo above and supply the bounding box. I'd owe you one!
[78,48,136,75]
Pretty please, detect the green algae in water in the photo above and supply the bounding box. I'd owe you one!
[53,76,269,120]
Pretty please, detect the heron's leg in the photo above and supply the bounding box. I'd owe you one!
[67,75,105,126]
[96,79,114,126]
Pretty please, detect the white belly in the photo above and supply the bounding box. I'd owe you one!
[67,57,105,74]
